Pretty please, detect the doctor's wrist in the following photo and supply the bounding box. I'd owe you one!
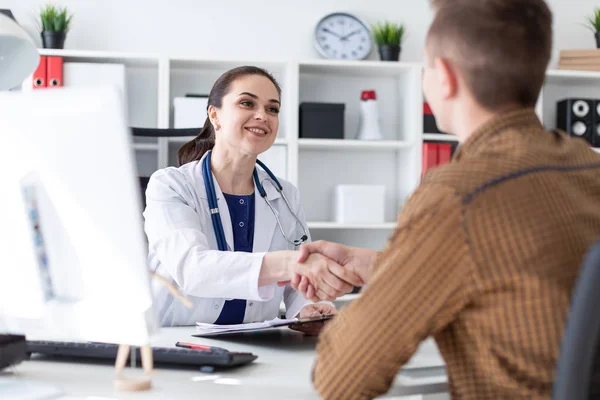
[259,251,295,286]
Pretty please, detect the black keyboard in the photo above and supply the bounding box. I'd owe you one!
[26,340,257,369]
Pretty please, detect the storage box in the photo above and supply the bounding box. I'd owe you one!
[334,185,385,224]
[174,96,208,129]
[299,102,345,139]
[424,102,443,134]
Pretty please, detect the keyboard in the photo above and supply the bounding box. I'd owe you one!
[26,340,257,369]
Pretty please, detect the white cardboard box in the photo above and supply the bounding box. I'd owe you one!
[334,185,385,224]
[174,97,208,128]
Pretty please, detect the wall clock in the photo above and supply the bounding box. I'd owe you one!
[314,12,373,60]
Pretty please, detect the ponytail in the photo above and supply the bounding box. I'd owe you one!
[177,117,215,166]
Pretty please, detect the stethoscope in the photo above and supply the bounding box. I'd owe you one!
[202,150,309,252]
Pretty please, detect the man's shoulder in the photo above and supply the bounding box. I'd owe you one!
[419,161,490,201]
[398,175,465,227]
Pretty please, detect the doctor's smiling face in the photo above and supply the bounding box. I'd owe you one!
[177,66,281,167]
[209,74,280,157]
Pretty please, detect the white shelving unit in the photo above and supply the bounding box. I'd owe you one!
[298,138,412,150]
[423,133,459,142]
[36,48,600,250]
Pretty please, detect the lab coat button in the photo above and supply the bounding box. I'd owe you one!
[213,304,219,309]
[239,199,244,205]
[249,302,253,306]
[239,221,244,227]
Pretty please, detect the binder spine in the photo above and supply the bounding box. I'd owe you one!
[32,56,47,89]
[47,56,64,88]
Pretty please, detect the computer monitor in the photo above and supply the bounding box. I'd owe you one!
[0,86,158,347]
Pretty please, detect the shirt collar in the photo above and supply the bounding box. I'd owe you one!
[453,108,543,160]
[195,152,281,201]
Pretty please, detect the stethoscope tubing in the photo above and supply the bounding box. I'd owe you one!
[202,150,308,250]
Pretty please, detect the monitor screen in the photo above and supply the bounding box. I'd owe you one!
[0,86,158,346]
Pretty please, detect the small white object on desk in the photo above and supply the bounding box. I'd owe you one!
[334,184,385,224]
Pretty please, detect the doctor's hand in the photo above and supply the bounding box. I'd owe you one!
[292,253,358,301]
[288,303,337,336]
[292,241,376,302]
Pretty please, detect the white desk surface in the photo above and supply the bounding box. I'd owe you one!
[2,327,448,400]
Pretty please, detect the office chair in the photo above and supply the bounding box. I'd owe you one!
[130,127,200,138]
[552,240,600,400]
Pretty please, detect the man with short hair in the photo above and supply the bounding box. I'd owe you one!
[295,0,600,398]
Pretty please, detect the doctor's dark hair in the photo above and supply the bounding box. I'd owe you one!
[177,66,282,166]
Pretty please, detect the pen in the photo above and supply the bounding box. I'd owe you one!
[176,341,219,351]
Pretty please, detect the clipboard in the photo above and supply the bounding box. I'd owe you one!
[193,314,335,337]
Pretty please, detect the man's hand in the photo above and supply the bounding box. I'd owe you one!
[292,253,358,301]
[288,303,337,336]
[292,241,377,302]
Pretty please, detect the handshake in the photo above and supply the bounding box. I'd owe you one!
[274,241,378,302]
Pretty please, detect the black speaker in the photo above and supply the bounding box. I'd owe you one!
[556,98,594,146]
[593,100,600,147]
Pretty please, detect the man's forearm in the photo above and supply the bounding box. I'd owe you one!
[352,247,380,284]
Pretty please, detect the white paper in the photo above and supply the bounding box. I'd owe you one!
[195,317,297,335]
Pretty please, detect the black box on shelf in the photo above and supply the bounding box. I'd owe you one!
[299,102,345,139]
[556,98,597,147]
[424,102,444,134]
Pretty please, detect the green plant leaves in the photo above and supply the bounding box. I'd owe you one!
[371,22,405,46]
[585,7,600,32]
[39,4,73,32]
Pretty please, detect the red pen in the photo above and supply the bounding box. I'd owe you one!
[175,341,214,351]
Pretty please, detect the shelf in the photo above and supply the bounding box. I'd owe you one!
[166,137,288,145]
[423,134,459,142]
[169,57,286,71]
[336,293,361,302]
[133,143,159,151]
[300,59,420,77]
[298,139,411,150]
[38,48,160,67]
[307,222,397,229]
[545,69,600,85]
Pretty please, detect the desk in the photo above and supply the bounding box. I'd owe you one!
[2,327,448,399]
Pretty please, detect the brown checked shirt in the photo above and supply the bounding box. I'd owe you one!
[312,109,600,399]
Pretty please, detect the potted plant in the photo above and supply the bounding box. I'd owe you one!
[38,4,73,49]
[585,7,600,48]
[372,21,405,61]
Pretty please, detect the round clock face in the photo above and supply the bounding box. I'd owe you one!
[314,12,373,60]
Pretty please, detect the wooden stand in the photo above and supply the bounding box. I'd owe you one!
[113,344,154,392]
[111,272,191,391]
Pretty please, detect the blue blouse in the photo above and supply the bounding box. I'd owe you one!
[213,192,255,325]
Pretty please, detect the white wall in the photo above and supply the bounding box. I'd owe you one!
[4,0,600,64]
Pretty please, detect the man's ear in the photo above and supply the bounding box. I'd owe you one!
[208,105,220,130]
[434,57,458,100]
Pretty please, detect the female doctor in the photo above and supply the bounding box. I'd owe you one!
[143,66,350,331]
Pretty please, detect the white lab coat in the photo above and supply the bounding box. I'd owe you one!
[143,152,314,327]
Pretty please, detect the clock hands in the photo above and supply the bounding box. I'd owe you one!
[321,27,342,38]
[340,30,361,41]
[322,27,362,43]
